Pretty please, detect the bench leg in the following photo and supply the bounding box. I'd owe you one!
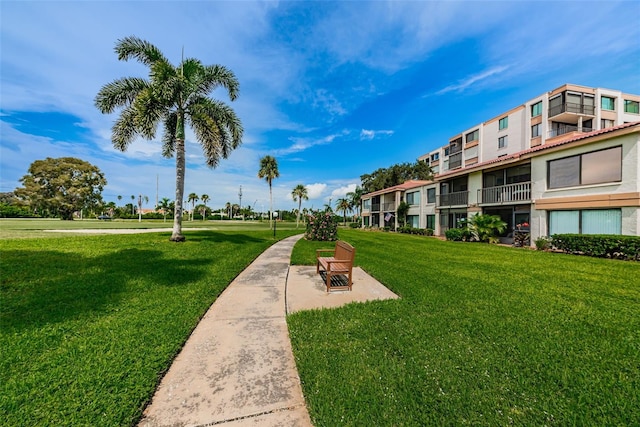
[325,271,332,292]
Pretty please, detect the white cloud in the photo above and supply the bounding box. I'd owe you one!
[330,183,358,200]
[276,130,350,156]
[305,183,327,200]
[435,66,510,95]
[360,129,394,140]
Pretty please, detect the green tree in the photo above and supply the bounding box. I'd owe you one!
[201,194,210,220]
[360,161,433,193]
[95,36,243,241]
[346,186,363,220]
[335,197,351,225]
[156,197,173,222]
[396,201,410,227]
[291,184,308,229]
[137,194,149,222]
[187,193,199,221]
[258,155,279,229]
[15,157,106,220]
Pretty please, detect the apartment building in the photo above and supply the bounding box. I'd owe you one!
[363,84,640,243]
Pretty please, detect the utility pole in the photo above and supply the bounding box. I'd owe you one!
[238,185,243,220]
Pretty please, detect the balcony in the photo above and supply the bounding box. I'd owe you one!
[478,182,531,205]
[437,191,469,208]
[548,125,593,138]
[548,102,595,122]
[371,203,380,212]
[448,152,462,169]
[382,202,396,212]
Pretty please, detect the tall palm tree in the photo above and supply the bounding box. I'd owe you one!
[201,194,209,221]
[131,195,135,215]
[225,201,232,219]
[291,184,308,229]
[95,36,243,242]
[257,155,279,229]
[335,198,351,225]
[346,186,363,221]
[187,193,199,221]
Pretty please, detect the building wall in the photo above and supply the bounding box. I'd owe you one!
[530,131,640,240]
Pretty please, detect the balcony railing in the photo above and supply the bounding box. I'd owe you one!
[479,182,531,205]
[448,152,462,169]
[371,203,380,212]
[382,202,396,211]
[548,125,593,138]
[437,191,469,208]
[548,102,595,117]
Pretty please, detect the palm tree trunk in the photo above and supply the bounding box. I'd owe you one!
[269,184,273,229]
[171,119,186,241]
[296,199,301,228]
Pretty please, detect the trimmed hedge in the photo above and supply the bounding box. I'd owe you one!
[397,226,434,236]
[551,234,640,261]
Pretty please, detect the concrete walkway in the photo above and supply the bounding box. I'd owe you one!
[139,234,311,427]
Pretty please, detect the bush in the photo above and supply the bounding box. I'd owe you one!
[304,212,338,241]
[534,236,551,251]
[445,227,471,241]
[426,228,434,236]
[0,203,35,218]
[551,234,640,261]
[398,226,430,236]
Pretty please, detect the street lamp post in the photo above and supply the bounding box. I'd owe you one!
[273,211,278,238]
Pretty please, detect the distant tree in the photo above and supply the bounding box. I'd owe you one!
[15,157,106,220]
[137,194,149,222]
[396,201,410,227]
[95,36,243,241]
[360,161,433,193]
[130,195,135,214]
[201,194,210,220]
[346,186,363,220]
[225,201,232,219]
[291,184,308,229]
[187,193,199,221]
[258,155,279,229]
[156,197,172,222]
[335,198,351,225]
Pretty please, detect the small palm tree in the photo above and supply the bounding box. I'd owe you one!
[95,36,243,241]
[467,213,507,243]
[201,194,210,220]
[291,184,308,228]
[335,198,351,225]
[258,155,279,229]
[346,186,364,221]
[187,193,199,221]
[156,197,172,222]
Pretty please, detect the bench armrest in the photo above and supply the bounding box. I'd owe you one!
[325,258,351,265]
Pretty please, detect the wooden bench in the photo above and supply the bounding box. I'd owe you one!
[316,241,356,292]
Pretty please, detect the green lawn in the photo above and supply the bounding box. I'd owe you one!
[0,228,298,426]
[288,229,640,426]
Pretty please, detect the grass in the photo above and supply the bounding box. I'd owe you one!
[288,229,640,426]
[0,228,299,426]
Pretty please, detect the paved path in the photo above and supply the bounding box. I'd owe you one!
[139,234,312,427]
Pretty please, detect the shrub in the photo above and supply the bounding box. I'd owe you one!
[398,226,429,236]
[551,234,640,261]
[305,212,338,241]
[534,236,551,251]
[445,227,470,241]
[0,203,35,218]
[425,228,434,236]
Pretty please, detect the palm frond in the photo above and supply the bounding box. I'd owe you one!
[94,77,148,113]
[111,107,138,151]
[201,64,240,101]
[115,36,167,66]
[161,113,178,158]
[131,87,164,139]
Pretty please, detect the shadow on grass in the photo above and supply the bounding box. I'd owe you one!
[0,247,211,332]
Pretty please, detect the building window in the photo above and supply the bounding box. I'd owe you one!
[549,209,621,235]
[363,199,371,210]
[547,146,622,189]
[431,153,439,161]
[499,116,508,130]
[406,191,420,205]
[406,215,420,228]
[465,129,479,144]
[601,96,615,111]
[624,100,639,114]
[444,147,450,156]
[531,123,541,138]
[426,188,436,204]
[601,119,615,129]
[426,214,435,230]
[498,135,508,148]
[531,101,542,117]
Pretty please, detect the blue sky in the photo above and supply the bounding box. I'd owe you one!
[1,1,639,212]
